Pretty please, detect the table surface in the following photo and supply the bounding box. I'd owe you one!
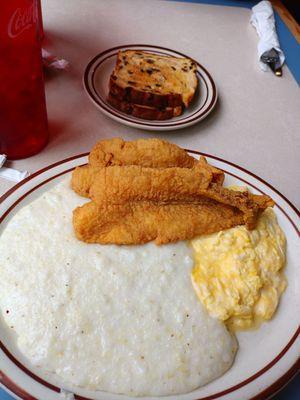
[0,0,299,399]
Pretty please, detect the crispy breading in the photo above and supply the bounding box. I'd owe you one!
[71,165,102,198]
[73,200,246,245]
[88,166,272,228]
[88,137,197,168]
[71,138,273,245]
[73,189,273,245]
[89,165,214,204]
[197,156,225,185]
[202,184,274,229]
[71,156,224,199]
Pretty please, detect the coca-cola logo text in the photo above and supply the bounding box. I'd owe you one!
[8,4,37,39]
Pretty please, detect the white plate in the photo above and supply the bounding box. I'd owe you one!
[83,45,218,131]
[0,151,299,400]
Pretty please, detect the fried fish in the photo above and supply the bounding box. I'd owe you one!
[73,189,273,245]
[71,137,202,198]
[71,138,273,245]
[89,165,214,204]
[89,137,197,168]
[73,200,246,245]
[88,165,272,229]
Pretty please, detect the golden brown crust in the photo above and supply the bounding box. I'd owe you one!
[73,200,246,245]
[88,138,197,168]
[73,187,273,245]
[71,138,198,198]
[71,159,225,201]
[87,165,272,229]
[89,165,214,205]
[71,138,274,245]
[200,183,274,229]
[71,165,103,198]
[197,156,225,185]
[107,92,183,120]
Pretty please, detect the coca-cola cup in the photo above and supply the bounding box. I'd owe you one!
[36,0,44,40]
[0,0,48,160]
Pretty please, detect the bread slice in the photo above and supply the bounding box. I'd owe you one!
[110,50,198,108]
[107,92,182,120]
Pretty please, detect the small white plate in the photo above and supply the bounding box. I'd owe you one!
[0,151,299,400]
[83,45,218,131]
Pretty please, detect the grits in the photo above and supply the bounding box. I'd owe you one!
[0,177,236,396]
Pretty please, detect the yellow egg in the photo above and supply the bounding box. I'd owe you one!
[191,207,286,331]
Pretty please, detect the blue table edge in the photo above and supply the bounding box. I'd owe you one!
[170,0,300,85]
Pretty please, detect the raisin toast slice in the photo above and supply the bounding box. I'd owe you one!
[110,50,198,108]
[107,92,182,120]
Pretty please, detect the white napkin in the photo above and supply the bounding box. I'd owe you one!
[42,48,69,70]
[250,0,285,71]
[0,154,6,168]
[0,154,30,183]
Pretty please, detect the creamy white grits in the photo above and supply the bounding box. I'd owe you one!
[0,177,237,396]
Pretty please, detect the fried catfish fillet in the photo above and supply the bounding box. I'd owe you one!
[88,165,273,229]
[88,137,197,168]
[73,192,273,245]
[71,165,102,198]
[73,200,246,245]
[71,138,273,245]
[89,165,214,204]
[197,156,224,185]
[71,154,224,199]
[71,137,199,198]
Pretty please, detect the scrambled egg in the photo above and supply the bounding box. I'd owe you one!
[191,207,287,331]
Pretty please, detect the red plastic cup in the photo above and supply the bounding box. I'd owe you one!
[0,0,48,160]
[36,0,44,40]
